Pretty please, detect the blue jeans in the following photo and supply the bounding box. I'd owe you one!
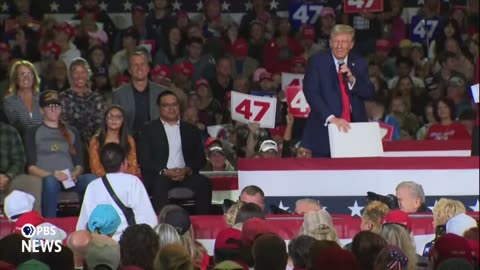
[42,174,97,218]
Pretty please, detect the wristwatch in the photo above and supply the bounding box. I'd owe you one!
[159,168,166,175]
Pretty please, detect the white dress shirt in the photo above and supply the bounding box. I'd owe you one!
[76,173,158,241]
[162,119,186,169]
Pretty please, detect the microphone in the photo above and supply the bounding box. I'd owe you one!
[338,60,349,83]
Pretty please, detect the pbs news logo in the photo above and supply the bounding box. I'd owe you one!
[21,223,63,253]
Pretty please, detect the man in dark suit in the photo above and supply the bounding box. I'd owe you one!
[112,48,166,135]
[302,24,375,157]
[138,91,212,214]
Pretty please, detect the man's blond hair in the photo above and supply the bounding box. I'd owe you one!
[330,24,355,40]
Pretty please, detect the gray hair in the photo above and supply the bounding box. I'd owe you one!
[296,198,322,208]
[153,223,182,249]
[396,181,425,204]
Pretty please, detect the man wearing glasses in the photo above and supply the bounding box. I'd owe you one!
[138,91,212,215]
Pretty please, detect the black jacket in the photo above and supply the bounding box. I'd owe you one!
[138,119,206,176]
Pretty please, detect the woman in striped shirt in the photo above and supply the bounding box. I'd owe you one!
[3,60,43,135]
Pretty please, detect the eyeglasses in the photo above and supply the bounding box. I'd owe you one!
[45,104,61,110]
[107,114,124,121]
[160,102,179,108]
[18,72,34,78]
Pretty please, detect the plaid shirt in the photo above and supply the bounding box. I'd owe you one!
[0,122,26,178]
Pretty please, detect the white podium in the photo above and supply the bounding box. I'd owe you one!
[328,122,384,158]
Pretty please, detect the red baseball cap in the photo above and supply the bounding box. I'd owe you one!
[55,22,75,39]
[382,210,412,232]
[204,137,222,149]
[0,42,10,53]
[291,56,306,67]
[376,39,391,51]
[195,79,210,89]
[173,62,194,78]
[231,38,249,58]
[429,233,476,268]
[151,64,171,79]
[41,42,61,58]
[314,246,360,270]
[302,25,316,40]
[14,211,45,233]
[215,228,242,250]
[241,218,273,247]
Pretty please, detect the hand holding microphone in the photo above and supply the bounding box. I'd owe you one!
[338,60,355,85]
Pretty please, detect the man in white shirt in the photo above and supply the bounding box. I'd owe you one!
[76,143,157,241]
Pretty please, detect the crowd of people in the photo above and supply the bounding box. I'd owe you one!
[0,0,479,269]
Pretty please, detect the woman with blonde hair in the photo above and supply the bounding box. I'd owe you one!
[432,198,466,228]
[299,210,339,243]
[380,224,418,270]
[224,201,244,228]
[3,60,42,133]
[361,201,390,234]
[59,57,105,144]
[153,223,182,249]
[154,244,194,270]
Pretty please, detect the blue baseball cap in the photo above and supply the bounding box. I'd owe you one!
[88,204,121,236]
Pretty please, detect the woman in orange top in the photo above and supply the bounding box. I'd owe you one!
[89,105,140,176]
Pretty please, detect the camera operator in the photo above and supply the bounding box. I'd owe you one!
[395,181,429,213]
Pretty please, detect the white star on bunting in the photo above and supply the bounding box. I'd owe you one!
[196,0,203,11]
[172,0,182,11]
[278,201,290,211]
[49,1,59,12]
[269,0,279,10]
[428,200,438,212]
[222,1,230,11]
[147,2,154,10]
[470,199,479,212]
[245,1,253,11]
[74,2,81,11]
[1,1,9,12]
[99,1,108,11]
[348,200,364,217]
[123,1,132,11]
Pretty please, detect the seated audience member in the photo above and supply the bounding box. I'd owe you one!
[234,203,265,227]
[0,121,42,213]
[59,58,105,144]
[382,210,413,233]
[212,260,247,270]
[446,213,478,237]
[3,60,43,132]
[239,185,265,210]
[306,240,341,269]
[153,223,182,249]
[0,233,31,266]
[381,224,418,270]
[119,224,160,270]
[428,234,477,270]
[360,201,390,234]
[365,97,401,140]
[416,102,436,140]
[13,211,45,234]
[425,97,471,140]
[299,210,339,244]
[258,139,279,158]
[162,207,210,269]
[374,245,409,270]
[138,91,212,214]
[77,143,157,240]
[204,145,235,171]
[446,76,473,118]
[89,105,140,177]
[31,244,74,270]
[214,228,243,264]
[287,235,317,270]
[67,230,92,270]
[154,244,195,270]
[351,231,387,270]
[311,246,359,270]
[87,204,122,237]
[295,199,322,215]
[25,90,96,218]
[252,234,288,270]
[241,218,273,249]
[86,235,121,270]
[432,198,466,229]
[395,181,429,213]
[3,190,34,221]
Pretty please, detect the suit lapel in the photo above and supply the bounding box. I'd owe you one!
[157,120,169,161]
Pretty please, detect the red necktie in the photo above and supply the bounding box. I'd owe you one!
[338,65,351,122]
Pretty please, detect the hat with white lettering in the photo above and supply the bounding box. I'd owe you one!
[259,140,278,153]
[4,190,35,221]
[32,222,67,242]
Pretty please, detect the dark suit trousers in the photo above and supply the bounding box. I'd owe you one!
[150,174,212,215]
